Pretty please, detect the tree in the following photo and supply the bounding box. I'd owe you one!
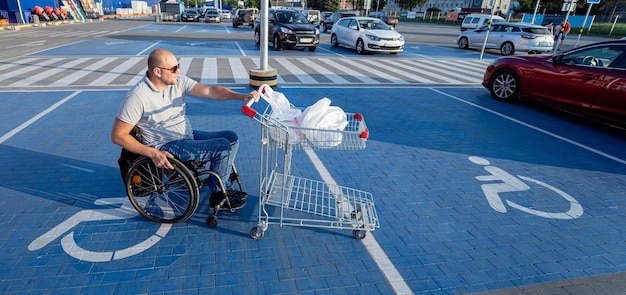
[396,0,428,12]
[322,0,340,11]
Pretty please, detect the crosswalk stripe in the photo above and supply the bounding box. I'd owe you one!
[0,58,64,83]
[315,58,377,84]
[200,58,218,85]
[358,59,410,84]
[48,57,117,86]
[275,57,318,84]
[300,58,351,84]
[229,57,251,85]
[377,59,441,83]
[125,65,147,86]
[88,57,143,86]
[9,57,91,87]
[436,59,489,80]
[0,58,41,72]
[407,59,482,83]
[0,57,489,88]
[178,57,194,77]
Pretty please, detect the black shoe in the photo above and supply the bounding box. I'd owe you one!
[224,198,246,211]
[226,189,248,200]
[209,191,248,208]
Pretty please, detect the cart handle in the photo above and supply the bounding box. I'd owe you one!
[241,84,272,118]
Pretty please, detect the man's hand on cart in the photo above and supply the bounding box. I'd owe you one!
[242,90,260,105]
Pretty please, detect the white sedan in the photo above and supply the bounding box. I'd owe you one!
[456,22,554,55]
[330,16,404,55]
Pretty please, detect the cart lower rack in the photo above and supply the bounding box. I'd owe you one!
[242,85,380,239]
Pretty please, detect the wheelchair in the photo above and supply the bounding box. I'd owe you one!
[119,128,243,227]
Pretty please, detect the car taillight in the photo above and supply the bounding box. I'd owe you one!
[521,34,536,39]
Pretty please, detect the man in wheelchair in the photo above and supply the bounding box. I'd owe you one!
[111,48,259,211]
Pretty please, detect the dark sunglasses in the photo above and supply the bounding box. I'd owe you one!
[157,63,180,73]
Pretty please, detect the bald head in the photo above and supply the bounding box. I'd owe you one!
[148,48,174,70]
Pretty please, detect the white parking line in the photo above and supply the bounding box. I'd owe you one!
[304,149,413,295]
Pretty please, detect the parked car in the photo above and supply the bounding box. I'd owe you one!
[456,22,554,56]
[322,12,356,33]
[461,14,505,31]
[233,8,257,27]
[483,40,626,127]
[303,9,321,28]
[182,9,200,22]
[321,11,332,22]
[221,10,232,19]
[380,15,398,27]
[330,16,404,55]
[204,9,221,23]
[254,8,320,51]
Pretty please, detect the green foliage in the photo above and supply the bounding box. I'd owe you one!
[246,0,260,8]
[396,0,428,12]
[322,0,340,11]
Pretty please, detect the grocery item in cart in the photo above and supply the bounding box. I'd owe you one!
[259,86,349,148]
[299,97,348,148]
[259,86,302,142]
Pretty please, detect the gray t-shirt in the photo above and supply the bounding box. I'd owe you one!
[117,74,198,149]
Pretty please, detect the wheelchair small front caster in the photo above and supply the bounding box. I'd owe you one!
[206,215,218,227]
[250,226,264,239]
[352,229,366,240]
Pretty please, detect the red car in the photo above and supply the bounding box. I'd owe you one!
[483,40,626,127]
[380,16,398,28]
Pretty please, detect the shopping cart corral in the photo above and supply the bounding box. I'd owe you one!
[241,85,380,240]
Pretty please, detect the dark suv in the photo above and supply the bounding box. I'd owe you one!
[233,9,257,27]
[254,9,320,51]
[321,12,356,32]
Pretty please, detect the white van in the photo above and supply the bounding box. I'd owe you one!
[461,14,505,31]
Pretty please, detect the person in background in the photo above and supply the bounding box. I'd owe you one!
[556,20,571,51]
[545,20,554,35]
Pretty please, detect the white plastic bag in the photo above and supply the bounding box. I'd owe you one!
[260,86,302,143]
[299,97,348,148]
[262,88,302,122]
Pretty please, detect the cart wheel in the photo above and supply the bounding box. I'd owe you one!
[206,215,218,227]
[353,230,366,240]
[250,227,264,240]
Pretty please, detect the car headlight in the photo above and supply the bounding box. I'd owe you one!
[365,34,381,41]
[399,35,404,41]
[315,28,319,34]
[279,27,294,34]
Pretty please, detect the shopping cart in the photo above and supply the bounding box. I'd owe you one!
[241,85,380,240]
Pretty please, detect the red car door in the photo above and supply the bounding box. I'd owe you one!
[591,68,626,121]
[527,58,600,108]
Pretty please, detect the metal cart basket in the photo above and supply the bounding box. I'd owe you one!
[242,85,379,240]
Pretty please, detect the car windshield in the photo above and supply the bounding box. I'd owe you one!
[275,11,308,24]
[357,19,390,30]
[185,10,197,15]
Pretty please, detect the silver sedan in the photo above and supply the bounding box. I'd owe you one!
[456,22,554,56]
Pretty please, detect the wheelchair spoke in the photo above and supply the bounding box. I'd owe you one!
[126,157,199,224]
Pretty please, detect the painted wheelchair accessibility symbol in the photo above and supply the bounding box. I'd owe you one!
[469,156,583,220]
[28,197,171,262]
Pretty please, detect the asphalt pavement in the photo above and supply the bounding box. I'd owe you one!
[1,17,626,295]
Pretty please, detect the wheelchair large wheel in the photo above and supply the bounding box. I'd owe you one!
[125,156,199,223]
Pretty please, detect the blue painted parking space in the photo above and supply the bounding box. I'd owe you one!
[2,86,626,294]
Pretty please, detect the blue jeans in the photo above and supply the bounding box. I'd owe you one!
[159,130,239,193]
